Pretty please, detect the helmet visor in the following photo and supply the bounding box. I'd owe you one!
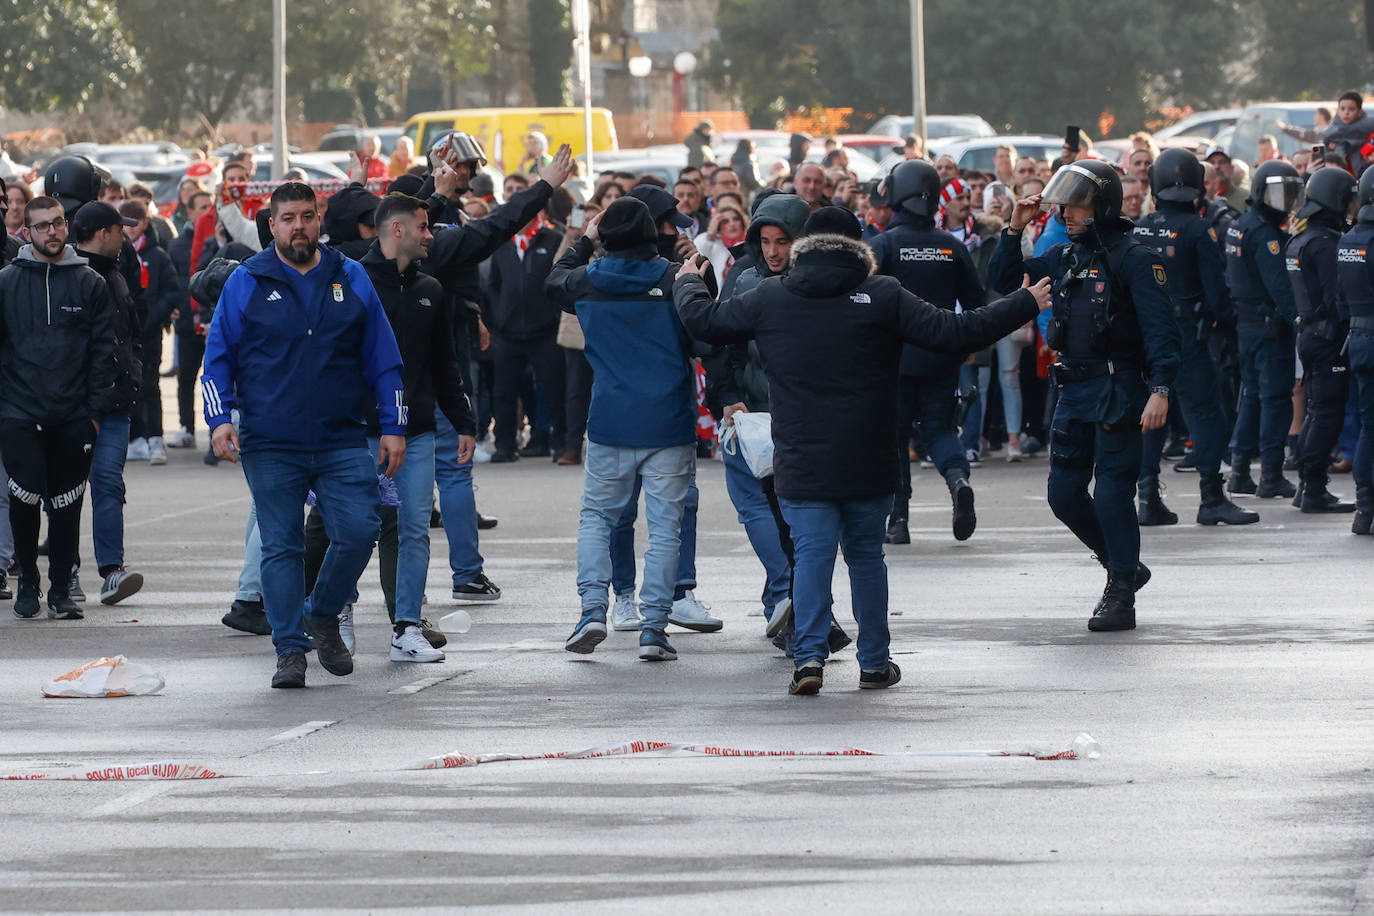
[1260,174,1304,214]
[1042,164,1108,209]
[449,133,488,167]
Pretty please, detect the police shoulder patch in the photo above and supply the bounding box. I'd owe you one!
[1208,228,1218,242]
[1152,263,1167,286]
[1267,240,1280,255]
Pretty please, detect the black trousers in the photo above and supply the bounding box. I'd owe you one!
[563,347,593,454]
[492,333,565,454]
[0,418,95,594]
[176,332,206,433]
[1297,338,1350,489]
[894,362,968,516]
[305,503,400,620]
[130,331,163,440]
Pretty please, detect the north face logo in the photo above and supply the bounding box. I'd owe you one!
[419,298,432,308]
[851,293,872,304]
[267,290,283,302]
[648,288,664,297]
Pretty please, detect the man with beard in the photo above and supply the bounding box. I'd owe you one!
[201,182,407,689]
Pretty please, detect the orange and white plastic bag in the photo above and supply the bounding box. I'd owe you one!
[42,655,165,698]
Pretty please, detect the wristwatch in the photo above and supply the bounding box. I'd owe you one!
[1150,385,1170,398]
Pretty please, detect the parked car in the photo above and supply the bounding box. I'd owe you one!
[832,134,906,163]
[59,142,192,170]
[1155,109,1240,141]
[1093,136,1211,167]
[870,114,997,141]
[316,125,404,156]
[1229,102,1337,165]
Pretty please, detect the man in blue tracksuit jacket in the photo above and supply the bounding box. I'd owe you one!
[545,197,697,663]
[201,182,407,689]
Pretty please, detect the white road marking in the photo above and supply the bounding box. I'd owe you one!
[388,674,459,695]
[268,720,336,743]
[88,782,173,816]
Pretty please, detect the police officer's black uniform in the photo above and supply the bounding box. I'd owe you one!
[1336,166,1374,534]
[871,160,987,544]
[1131,149,1258,527]
[1287,166,1358,513]
[989,160,1181,631]
[1224,160,1304,499]
[1201,193,1243,424]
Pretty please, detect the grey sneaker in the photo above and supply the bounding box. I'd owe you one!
[99,567,144,606]
[610,592,639,631]
[68,573,86,603]
[338,604,355,654]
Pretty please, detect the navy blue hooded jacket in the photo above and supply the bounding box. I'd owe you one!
[545,236,695,448]
[201,243,405,452]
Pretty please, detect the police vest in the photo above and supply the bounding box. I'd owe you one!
[1133,209,1207,304]
[1047,235,1144,364]
[1224,207,1283,310]
[1286,225,1341,325]
[875,223,963,311]
[1338,223,1374,321]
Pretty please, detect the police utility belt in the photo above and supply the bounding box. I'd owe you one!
[1347,316,1374,332]
[1297,316,1346,343]
[1050,358,1142,385]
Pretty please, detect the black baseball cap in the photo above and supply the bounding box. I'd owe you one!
[72,201,136,235]
[628,185,694,229]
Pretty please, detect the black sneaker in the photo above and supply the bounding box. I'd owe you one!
[477,512,499,530]
[99,567,144,605]
[859,661,902,690]
[452,573,501,602]
[827,620,853,652]
[489,450,518,463]
[518,443,550,458]
[12,576,40,619]
[222,598,272,635]
[429,508,443,529]
[271,651,307,688]
[303,614,354,676]
[47,593,83,620]
[771,626,796,658]
[419,616,448,649]
[789,661,824,696]
[68,573,86,603]
[0,568,10,601]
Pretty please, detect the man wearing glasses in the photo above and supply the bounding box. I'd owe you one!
[0,196,116,620]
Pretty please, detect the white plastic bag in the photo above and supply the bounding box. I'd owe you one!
[718,411,774,479]
[42,655,165,698]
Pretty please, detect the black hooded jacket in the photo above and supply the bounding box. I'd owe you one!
[0,244,117,424]
[676,233,1039,500]
[77,247,143,413]
[360,243,474,437]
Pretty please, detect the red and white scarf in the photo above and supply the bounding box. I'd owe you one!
[132,233,149,289]
[936,179,979,251]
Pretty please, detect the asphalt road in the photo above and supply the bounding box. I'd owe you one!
[2,426,1372,914]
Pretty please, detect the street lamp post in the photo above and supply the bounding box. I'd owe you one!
[272,0,287,179]
[909,0,926,148]
[572,0,594,174]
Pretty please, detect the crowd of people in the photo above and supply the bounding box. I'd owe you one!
[3,89,1374,694]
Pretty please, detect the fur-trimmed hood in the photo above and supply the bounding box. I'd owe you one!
[783,233,877,299]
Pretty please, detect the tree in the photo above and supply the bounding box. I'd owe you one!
[1241,0,1371,102]
[0,0,140,114]
[528,0,571,106]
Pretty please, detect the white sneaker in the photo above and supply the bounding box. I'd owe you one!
[668,590,723,633]
[610,592,639,631]
[126,437,150,461]
[1006,441,1023,462]
[338,604,355,654]
[918,458,935,469]
[390,624,444,662]
[148,437,167,465]
[167,428,195,448]
[473,444,492,464]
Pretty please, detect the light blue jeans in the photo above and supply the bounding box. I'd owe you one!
[369,432,435,624]
[577,442,693,630]
[236,500,262,601]
[721,444,790,618]
[434,411,483,586]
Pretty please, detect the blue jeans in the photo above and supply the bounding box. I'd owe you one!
[722,444,790,617]
[240,446,379,656]
[237,500,262,601]
[434,411,483,585]
[610,475,698,596]
[779,496,892,669]
[1231,320,1295,466]
[369,432,435,624]
[578,442,693,629]
[959,363,989,454]
[90,412,131,573]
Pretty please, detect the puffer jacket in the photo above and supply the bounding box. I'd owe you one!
[0,245,117,424]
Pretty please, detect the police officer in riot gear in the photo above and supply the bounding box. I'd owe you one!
[1225,159,1305,499]
[1337,166,1374,534]
[989,159,1181,631]
[1288,166,1359,513]
[1132,149,1258,526]
[871,159,988,545]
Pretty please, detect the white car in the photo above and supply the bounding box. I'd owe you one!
[1155,109,1240,141]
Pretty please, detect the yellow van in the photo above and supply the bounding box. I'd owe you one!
[402,108,618,175]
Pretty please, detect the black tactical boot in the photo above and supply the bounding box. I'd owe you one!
[1097,557,1151,591]
[1136,475,1178,526]
[1301,478,1356,513]
[1227,452,1257,495]
[884,500,910,545]
[1256,462,1296,499]
[1352,486,1374,535]
[1088,575,1137,631]
[1197,473,1259,526]
[950,477,976,541]
[1290,469,1305,509]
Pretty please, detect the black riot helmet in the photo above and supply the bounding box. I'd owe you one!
[882,159,941,217]
[1296,165,1357,223]
[1150,148,1205,204]
[1248,159,1304,217]
[1358,163,1374,223]
[1042,159,1125,234]
[430,130,488,169]
[43,155,102,215]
